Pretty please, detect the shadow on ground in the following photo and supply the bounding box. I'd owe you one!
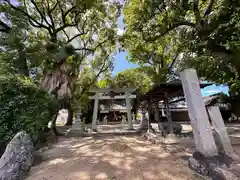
[27,123,240,180]
[27,134,194,180]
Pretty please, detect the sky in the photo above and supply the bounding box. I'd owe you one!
[113,51,229,97]
[113,13,229,97]
[4,0,229,96]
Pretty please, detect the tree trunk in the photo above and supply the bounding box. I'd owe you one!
[147,100,154,132]
[15,43,29,76]
[165,97,173,134]
[16,57,29,76]
[51,106,64,136]
[154,102,165,133]
[65,105,73,125]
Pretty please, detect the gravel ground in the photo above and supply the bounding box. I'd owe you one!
[26,123,240,180]
[27,135,195,180]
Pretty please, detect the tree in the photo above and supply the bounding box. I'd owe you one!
[123,1,185,85]
[2,0,120,132]
[113,68,152,94]
[123,0,240,83]
[123,0,240,120]
[0,3,30,76]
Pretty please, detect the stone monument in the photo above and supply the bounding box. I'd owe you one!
[180,69,237,179]
[71,111,84,132]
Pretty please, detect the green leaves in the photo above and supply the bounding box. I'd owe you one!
[113,68,152,95]
[0,74,57,151]
[123,0,240,96]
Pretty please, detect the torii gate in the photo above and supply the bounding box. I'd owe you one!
[89,88,136,131]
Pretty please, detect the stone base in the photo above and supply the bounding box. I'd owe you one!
[162,123,182,135]
[121,119,127,124]
[162,134,180,145]
[102,119,108,125]
[140,121,148,130]
[0,131,34,180]
[142,132,163,144]
[188,151,237,180]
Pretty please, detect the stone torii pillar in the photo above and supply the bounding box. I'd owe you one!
[92,92,99,131]
[207,105,234,156]
[164,92,173,134]
[125,92,133,130]
[180,68,217,156]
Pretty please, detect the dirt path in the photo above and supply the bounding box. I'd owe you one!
[27,135,195,180]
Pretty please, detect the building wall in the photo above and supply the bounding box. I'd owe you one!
[171,111,190,121]
[152,109,231,122]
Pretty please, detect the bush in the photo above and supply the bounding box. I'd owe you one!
[0,74,57,153]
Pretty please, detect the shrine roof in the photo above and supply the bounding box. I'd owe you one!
[138,79,212,102]
[89,87,136,93]
[203,93,221,106]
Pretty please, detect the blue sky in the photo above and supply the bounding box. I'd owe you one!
[113,13,229,97]
[113,52,138,75]
[113,51,229,97]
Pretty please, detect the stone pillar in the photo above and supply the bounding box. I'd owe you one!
[132,112,136,123]
[92,92,99,131]
[154,102,160,122]
[180,68,217,156]
[140,110,148,130]
[147,101,154,132]
[72,111,84,132]
[102,115,108,125]
[154,102,164,132]
[164,94,173,134]
[207,105,234,156]
[125,92,133,129]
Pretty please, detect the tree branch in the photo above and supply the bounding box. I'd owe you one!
[29,0,52,28]
[55,1,79,34]
[146,21,195,42]
[5,0,50,31]
[204,0,215,17]
[193,0,201,26]
[168,53,178,71]
[74,38,110,52]
[55,23,78,34]
[66,32,85,44]
[46,1,57,30]
[49,2,58,13]
[62,29,70,41]
[80,53,112,94]
[0,20,11,33]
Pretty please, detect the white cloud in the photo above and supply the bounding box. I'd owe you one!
[117,28,124,36]
[204,90,220,94]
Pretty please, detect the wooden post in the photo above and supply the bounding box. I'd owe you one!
[180,68,217,156]
[71,111,84,132]
[148,100,151,130]
[207,105,234,156]
[125,92,133,129]
[140,110,148,130]
[92,92,99,131]
[154,102,160,122]
[164,93,173,134]
[154,101,164,132]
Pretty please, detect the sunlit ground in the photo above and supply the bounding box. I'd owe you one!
[30,122,240,180]
[27,134,195,180]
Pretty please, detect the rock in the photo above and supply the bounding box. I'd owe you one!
[0,131,34,180]
[212,130,224,153]
[162,123,182,135]
[211,167,238,180]
[188,157,203,174]
[139,117,148,130]
[189,151,236,179]
[162,134,180,144]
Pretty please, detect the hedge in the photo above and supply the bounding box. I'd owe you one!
[0,74,57,154]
